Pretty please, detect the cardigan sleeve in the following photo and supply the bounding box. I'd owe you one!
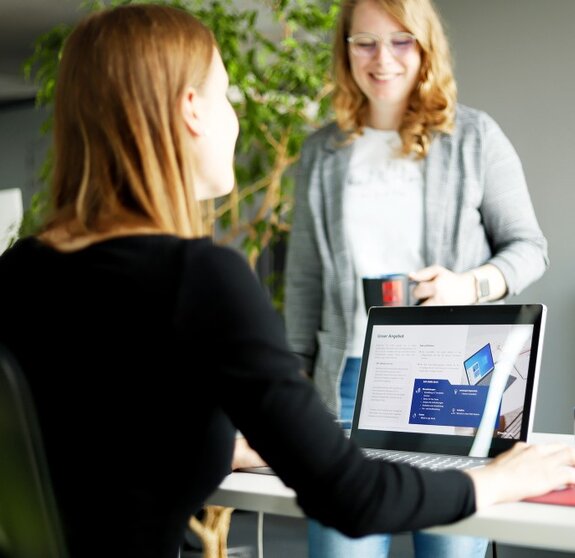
[478,112,549,295]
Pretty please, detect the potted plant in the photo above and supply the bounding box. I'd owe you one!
[22,0,340,309]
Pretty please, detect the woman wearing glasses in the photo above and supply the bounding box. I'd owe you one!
[285,0,548,556]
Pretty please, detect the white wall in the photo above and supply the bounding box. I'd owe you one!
[434,0,575,434]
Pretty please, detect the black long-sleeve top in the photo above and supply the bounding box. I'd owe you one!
[0,235,475,558]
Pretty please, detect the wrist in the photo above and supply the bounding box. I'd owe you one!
[463,271,478,304]
[466,466,500,510]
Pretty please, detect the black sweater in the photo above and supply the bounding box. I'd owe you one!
[0,235,475,558]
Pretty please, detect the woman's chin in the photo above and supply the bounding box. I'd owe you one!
[214,182,235,199]
[197,179,235,201]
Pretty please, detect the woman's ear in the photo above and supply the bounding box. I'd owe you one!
[181,85,205,137]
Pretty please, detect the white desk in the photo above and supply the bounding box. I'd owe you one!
[207,433,575,553]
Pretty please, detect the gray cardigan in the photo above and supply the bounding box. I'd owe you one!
[284,104,549,415]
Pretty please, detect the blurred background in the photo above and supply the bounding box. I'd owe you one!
[1,0,574,437]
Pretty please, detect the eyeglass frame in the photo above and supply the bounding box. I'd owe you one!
[346,31,418,58]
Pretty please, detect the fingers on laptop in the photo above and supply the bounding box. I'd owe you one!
[501,443,575,494]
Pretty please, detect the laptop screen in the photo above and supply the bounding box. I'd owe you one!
[351,304,546,458]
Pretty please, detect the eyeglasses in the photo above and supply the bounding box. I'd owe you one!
[347,31,417,58]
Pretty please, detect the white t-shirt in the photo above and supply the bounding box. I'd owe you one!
[343,128,425,356]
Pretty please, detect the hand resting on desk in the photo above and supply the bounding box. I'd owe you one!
[232,436,267,470]
[466,443,575,510]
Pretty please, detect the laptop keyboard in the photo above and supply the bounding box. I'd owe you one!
[362,448,490,471]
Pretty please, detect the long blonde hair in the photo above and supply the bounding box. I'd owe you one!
[47,4,215,238]
[332,0,456,157]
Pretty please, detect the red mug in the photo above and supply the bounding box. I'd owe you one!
[362,274,417,311]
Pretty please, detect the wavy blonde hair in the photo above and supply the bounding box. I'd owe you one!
[333,0,456,157]
[47,4,215,238]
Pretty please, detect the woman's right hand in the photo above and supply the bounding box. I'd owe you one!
[466,443,575,510]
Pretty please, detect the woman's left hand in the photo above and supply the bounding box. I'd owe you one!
[409,265,475,305]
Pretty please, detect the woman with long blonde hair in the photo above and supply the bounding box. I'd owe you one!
[285,0,548,556]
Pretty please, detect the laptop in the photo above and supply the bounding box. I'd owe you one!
[463,342,516,390]
[350,304,546,470]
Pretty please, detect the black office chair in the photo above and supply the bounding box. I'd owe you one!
[0,344,68,558]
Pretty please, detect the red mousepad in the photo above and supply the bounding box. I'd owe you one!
[524,486,575,506]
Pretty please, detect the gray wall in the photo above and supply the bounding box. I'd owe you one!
[434,0,575,435]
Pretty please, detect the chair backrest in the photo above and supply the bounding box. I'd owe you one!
[0,344,68,558]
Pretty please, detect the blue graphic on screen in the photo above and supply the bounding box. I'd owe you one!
[409,379,494,428]
[464,343,494,385]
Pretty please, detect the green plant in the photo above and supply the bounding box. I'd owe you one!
[22,0,339,307]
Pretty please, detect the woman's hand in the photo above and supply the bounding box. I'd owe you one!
[231,436,268,470]
[409,263,508,305]
[409,265,476,305]
[466,443,575,510]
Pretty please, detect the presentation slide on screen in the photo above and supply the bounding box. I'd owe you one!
[357,324,533,438]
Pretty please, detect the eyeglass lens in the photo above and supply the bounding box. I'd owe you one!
[348,32,416,57]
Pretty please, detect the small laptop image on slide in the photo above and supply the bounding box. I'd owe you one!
[464,343,516,391]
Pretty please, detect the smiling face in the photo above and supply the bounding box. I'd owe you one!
[349,0,421,129]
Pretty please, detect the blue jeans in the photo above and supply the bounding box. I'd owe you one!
[308,358,488,558]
